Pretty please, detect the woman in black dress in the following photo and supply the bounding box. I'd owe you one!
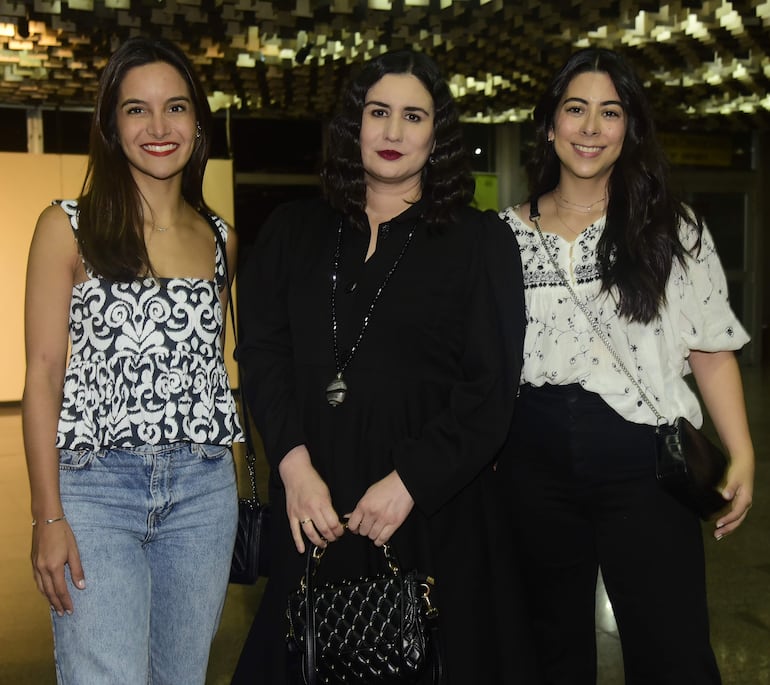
[233,49,529,684]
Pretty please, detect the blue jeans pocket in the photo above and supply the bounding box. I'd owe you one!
[59,448,101,470]
[192,443,231,461]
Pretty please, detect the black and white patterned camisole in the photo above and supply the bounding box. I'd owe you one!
[55,200,244,450]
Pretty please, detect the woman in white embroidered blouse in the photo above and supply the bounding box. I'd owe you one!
[499,47,753,684]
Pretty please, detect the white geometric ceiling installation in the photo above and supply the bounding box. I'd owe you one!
[0,0,768,129]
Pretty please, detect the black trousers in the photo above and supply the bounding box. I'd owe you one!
[500,384,721,685]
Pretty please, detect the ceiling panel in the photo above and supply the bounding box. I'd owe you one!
[0,0,768,129]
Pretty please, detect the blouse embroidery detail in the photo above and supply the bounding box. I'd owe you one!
[55,200,243,449]
[499,205,749,427]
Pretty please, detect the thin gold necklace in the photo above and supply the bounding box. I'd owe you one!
[554,186,606,213]
[554,204,583,236]
[554,203,603,237]
[149,200,186,233]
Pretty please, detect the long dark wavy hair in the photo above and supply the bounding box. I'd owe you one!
[321,49,474,232]
[527,48,701,323]
[77,36,213,280]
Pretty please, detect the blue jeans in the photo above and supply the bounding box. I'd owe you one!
[52,442,238,685]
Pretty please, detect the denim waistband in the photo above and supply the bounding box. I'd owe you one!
[61,442,230,457]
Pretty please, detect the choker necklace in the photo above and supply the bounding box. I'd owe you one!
[326,218,417,406]
[152,221,169,233]
[554,186,606,213]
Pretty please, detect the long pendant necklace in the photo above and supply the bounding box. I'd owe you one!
[326,218,417,406]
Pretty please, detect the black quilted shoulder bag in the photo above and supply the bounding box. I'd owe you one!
[206,213,271,582]
[287,538,443,685]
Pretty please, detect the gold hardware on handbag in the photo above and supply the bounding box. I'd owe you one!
[287,538,441,685]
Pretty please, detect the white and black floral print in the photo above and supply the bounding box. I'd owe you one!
[500,205,748,427]
[55,200,243,449]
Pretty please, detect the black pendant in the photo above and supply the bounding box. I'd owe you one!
[326,373,348,406]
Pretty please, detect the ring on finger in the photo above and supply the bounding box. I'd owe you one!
[300,518,312,525]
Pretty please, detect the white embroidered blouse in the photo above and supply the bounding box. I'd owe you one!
[499,205,749,427]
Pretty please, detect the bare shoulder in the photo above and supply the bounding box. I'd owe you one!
[200,210,238,264]
[225,220,238,247]
[30,204,79,265]
[25,205,79,362]
[217,218,239,278]
[35,202,69,228]
[202,211,236,242]
[217,215,238,250]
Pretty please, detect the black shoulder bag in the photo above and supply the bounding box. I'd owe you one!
[206,214,271,582]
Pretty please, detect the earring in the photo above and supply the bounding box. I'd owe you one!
[195,122,202,139]
[547,135,554,143]
[428,154,436,165]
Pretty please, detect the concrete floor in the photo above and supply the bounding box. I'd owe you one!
[1,361,768,683]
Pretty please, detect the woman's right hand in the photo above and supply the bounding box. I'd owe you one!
[278,445,345,553]
[24,204,87,616]
[31,519,85,616]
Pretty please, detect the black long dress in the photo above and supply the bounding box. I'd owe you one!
[232,197,533,684]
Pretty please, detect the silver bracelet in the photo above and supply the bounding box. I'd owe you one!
[31,514,67,527]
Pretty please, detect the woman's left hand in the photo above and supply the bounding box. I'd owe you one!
[687,350,755,540]
[714,456,754,539]
[346,471,414,546]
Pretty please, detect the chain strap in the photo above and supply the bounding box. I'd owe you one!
[529,206,665,425]
[206,213,261,505]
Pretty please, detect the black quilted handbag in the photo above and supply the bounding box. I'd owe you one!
[229,446,271,583]
[287,539,442,685]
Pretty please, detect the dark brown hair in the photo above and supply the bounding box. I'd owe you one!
[77,36,212,280]
[321,49,474,232]
[527,48,701,323]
